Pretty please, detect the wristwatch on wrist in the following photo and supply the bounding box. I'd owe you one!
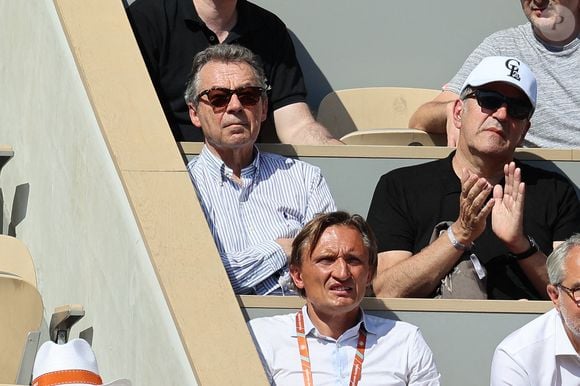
[508,235,539,260]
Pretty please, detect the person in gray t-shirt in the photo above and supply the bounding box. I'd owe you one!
[410,1,579,148]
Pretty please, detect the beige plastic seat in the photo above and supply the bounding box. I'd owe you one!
[0,236,42,383]
[340,128,446,146]
[0,235,37,287]
[317,87,441,139]
[0,275,43,384]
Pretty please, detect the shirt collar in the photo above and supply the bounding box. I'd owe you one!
[199,145,260,183]
[181,0,202,25]
[299,305,378,341]
[553,309,580,357]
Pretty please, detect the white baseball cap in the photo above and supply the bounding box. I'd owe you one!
[31,339,132,386]
[461,56,537,109]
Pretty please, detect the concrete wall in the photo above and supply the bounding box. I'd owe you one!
[251,0,527,109]
[0,1,195,384]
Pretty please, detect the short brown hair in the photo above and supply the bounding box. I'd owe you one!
[290,211,378,297]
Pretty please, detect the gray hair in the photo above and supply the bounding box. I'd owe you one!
[289,211,378,298]
[183,44,268,106]
[547,234,580,284]
[460,85,475,100]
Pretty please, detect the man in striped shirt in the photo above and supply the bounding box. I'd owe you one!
[185,44,336,295]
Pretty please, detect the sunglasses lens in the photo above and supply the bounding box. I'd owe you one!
[476,94,504,110]
[203,87,263,109]
[236,87,263,106]
[507,102,532,119]
[206,90,233,108]
[475,91,531,120]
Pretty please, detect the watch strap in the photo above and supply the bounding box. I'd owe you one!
[508,235,539,260]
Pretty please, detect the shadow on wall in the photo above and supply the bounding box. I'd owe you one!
[6,183,30,237]
[288,29,334,114]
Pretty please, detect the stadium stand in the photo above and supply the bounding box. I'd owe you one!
[1,0,577,385]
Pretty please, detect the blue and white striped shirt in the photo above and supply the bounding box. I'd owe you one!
[187,146,336,295]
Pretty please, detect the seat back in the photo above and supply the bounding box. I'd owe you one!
[317,87,441,138]
[0,235,37,287]
[340,128,447,146]
[0,275,43,383]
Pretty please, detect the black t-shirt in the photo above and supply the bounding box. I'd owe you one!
[126,0,307,142]
[367,153,580,299]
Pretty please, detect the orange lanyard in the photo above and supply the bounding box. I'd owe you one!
[296,310,367,386]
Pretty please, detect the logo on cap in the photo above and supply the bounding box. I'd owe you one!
[505,59,521,81]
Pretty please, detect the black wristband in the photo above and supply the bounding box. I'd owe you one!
[508,235,539,261]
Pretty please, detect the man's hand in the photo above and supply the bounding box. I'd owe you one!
[491,162,527,250]
[453,169,495,245]
[276,238,294,257]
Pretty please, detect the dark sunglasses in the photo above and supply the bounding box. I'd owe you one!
[195,86,267,110]
[464,89,533,120]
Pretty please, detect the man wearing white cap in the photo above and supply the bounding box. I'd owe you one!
[410,0,579,148]
[368,56,580,300]
[31,339,131,386]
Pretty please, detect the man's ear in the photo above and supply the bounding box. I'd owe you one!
[188,103,202,127]
[290,264,304,291]
[452,99,463,130]
[547,284,560,309]
[260,97,268,123]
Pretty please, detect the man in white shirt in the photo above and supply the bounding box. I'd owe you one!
[249,211,440,385]
[491,234,580,385]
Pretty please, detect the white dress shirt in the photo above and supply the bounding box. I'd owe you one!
[188,146,336,295]
[249,306,440,385]
[491,308,580,385]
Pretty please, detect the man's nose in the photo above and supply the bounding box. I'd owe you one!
[492,103,509,120]
[332,258,350,280]
[226,93,244,112]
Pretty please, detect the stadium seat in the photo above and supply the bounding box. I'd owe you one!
[340,128,446,146]
[0,275,43,383]
[317,87,441,139]
[0,235,37,287]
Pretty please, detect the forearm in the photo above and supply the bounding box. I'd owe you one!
[274,102,342,145]
[280,120,341,145]
[373,236,464,298]
[408,101,449,133]
[221,240,287,293]
[515,252,549,299]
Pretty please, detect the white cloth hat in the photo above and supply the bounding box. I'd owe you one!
[31,338,132,386]
[461,56,537,109]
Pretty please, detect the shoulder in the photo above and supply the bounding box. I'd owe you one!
[518,161,576,187]
[365,313,420,337]
[248,313,294,344]
[186,155,202,173]
[241,0,287,29]
[496,309,555,355]
[377,158,449,188]
[260,152,321,174]
[484,23,530,44]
